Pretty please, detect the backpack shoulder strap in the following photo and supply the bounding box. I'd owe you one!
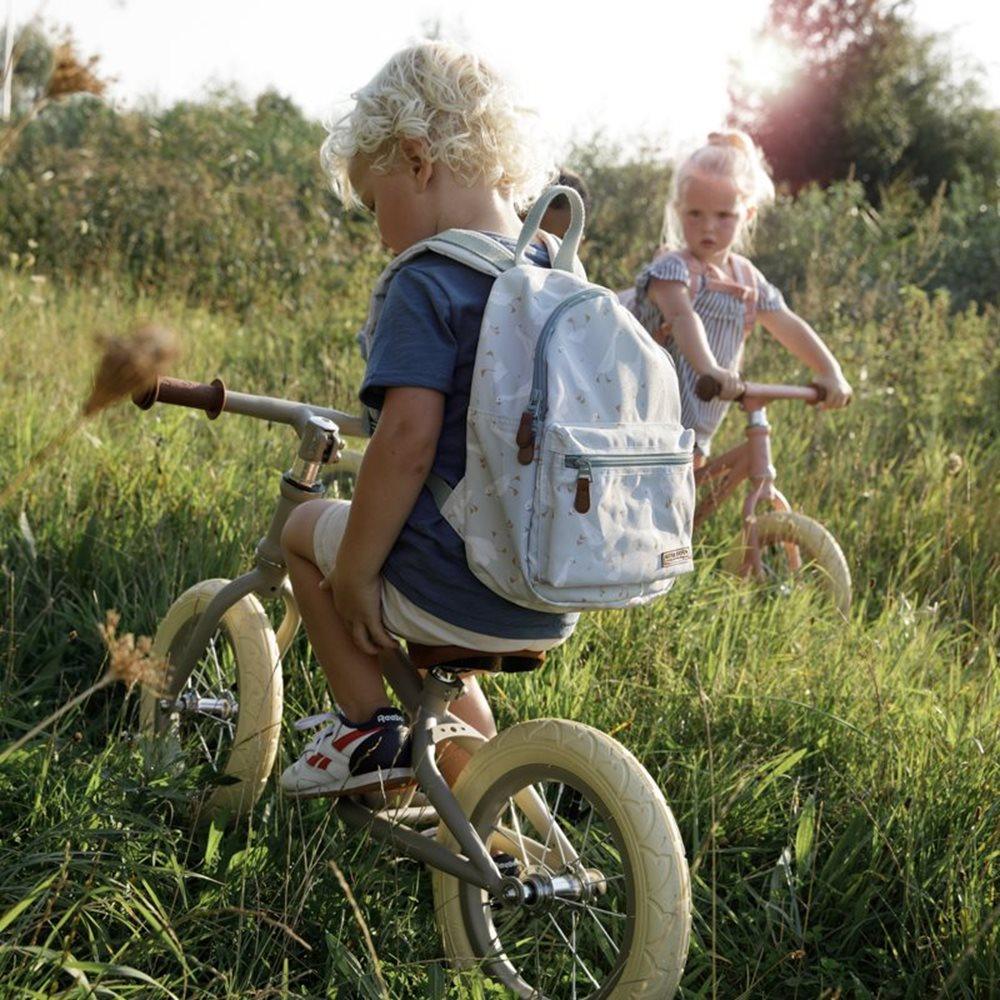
[678,249,703,299]
[427,229,515,275]
[356,230,514,363]
[730,254,758,335]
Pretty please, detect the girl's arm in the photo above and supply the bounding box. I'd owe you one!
[757,307,852,409]
[327,385,444,654]
[647,278,743,398]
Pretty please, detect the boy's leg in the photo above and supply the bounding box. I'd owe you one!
[280,500,412,798]
[436,676,497,786]
[281,499,387,723]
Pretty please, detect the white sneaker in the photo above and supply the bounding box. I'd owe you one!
[280,707,413,799]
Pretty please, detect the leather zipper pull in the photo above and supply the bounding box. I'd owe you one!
[573,464,592,513]
[516,410,535,465]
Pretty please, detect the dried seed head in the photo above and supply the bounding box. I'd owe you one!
[45,43,107,99]
[98,609,165,693]
[83,324,180,416]
[945,453,964,477]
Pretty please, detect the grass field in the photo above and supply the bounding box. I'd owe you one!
[0,262,997,998]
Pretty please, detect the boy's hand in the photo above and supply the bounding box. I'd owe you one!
[323,571,398,656]
[707,366,744,401]
[812,369,853,410]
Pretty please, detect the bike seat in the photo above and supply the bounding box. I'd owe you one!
[407,643,546,674]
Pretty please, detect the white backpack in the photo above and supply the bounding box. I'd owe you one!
[358,185,695,612]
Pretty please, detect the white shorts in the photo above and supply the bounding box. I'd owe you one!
[312,500,564,653]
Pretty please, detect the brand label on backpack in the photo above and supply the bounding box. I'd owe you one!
[660,547,692,569]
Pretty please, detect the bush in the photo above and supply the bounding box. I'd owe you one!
[0,91,384,315]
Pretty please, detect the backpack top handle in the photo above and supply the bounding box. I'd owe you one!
[514,184,586,272]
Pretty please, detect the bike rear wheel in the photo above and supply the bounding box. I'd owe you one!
[139,579,283,823]
[432,719,690,998]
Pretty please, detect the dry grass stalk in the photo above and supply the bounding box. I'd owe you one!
[97,609,166,692]
[45,43,107,100]
[83,324,180,416]
[0,323,180,512]
[0,610,164,767]
[0,35,108,166]
[328,860,390,999]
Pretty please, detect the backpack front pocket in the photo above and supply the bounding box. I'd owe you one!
[531,425,695,589]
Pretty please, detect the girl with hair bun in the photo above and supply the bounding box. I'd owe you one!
[630,129,852,461]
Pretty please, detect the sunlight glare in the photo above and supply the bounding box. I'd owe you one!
[733,35,800,95]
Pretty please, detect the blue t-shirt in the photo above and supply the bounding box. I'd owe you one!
[359,236,578,640]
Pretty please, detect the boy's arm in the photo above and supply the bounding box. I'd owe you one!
[757,307,852,409]
[647,278,743,399]
[326,386,445,655]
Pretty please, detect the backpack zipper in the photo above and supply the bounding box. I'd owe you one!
[517,288,611,464]
[565,452,692,513]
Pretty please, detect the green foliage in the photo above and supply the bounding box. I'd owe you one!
[0,191,997,993]
[565,137,671,290]
[568,137,1000,312]
[1,89,385,315]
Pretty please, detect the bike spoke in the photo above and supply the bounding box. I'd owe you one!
[541,781,568,869]
[545,913,601,990]
[465,773,638,999]
[558,898,627,921]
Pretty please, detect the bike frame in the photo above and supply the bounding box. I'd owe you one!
[693,383,820,578]
[138,379,583,903]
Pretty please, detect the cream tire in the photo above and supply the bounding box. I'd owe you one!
[432,719,691,998]
[140,579,283,822]
[726,510,852,617]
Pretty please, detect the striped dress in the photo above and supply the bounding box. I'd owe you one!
[633,250,786,454]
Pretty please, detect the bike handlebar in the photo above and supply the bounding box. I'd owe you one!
[135,376,228,417]
[694,374,826,405]
[133,376,368,438]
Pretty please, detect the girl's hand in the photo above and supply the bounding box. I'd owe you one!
[322,571,398,656]
[707,366,744,401]
[812,369,853,410]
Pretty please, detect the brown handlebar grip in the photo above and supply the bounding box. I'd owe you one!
[808,383,828,405]
[133,376,227,419]
[695,374,722,401]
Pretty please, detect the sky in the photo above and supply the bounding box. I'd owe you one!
[7,0,1000,156]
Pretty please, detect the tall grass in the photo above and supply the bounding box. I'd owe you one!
[0,188,997,995]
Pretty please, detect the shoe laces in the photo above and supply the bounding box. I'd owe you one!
[293,711,340,745]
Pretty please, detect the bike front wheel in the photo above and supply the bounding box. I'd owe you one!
[727,510,852,617]
[432,719,691,998]
[139,579,283,823]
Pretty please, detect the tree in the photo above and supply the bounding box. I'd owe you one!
[730,0,1000,198]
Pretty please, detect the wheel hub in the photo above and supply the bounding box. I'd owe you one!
[158,688,239,721]
[495,866,608,911]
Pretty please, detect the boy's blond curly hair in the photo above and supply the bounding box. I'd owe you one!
[322,41,552,211]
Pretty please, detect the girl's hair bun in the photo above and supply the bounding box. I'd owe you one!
[707,130,754,155]
[660,128,776,251]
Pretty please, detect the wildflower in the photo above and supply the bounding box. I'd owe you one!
[945,453,964,476]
